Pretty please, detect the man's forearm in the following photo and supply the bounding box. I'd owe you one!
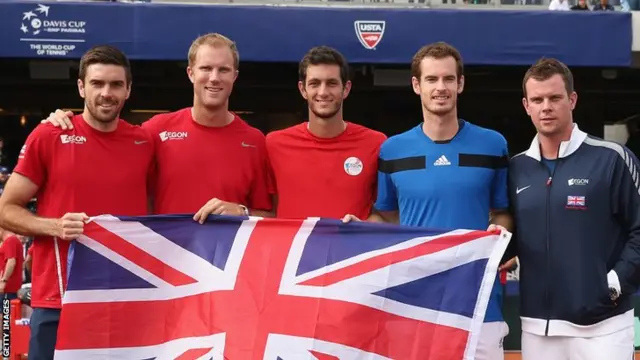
[250,209,274,218]
[0,203,58,237]
[492,210,517,266]
[367,210,399,224]
[2,259,15,282]
[367,212,386,223]
[490,210,513,231]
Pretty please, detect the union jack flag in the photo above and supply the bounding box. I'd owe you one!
[567,196,586,207]
[54,214,510,360]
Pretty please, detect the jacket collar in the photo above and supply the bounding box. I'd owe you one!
[525,124,587,161]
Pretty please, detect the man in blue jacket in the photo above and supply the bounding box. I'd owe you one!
[508,57,639,359]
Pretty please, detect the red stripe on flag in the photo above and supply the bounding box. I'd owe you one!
[500,270,507,284]
[84,222,197,287]
[310,350,340,360]
[174,348,214,360]
[300,230,489,287]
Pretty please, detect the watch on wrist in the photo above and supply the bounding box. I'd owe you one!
[239,205,249,216]
[609,287,620,301]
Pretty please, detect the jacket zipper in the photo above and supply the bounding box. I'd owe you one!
[543,147,561,336]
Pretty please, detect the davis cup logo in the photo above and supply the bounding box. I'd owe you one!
[354,21,386,50]
[20,4,50,36]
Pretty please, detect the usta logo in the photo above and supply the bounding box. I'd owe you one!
[354,20,386,50]
[159,131,188,142]
[60,135,86,144]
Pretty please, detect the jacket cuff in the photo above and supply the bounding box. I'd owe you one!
[607,270,622,295]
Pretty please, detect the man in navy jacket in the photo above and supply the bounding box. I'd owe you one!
[508,58,639,360]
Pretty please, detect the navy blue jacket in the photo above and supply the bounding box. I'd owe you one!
[508,125,640,337]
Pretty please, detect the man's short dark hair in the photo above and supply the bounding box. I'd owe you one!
[522,58,574,98]
[298,46,350,86]
[78,45,132,85]
[411,42,464,81]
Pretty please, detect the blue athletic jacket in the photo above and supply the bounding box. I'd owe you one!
[507,125,640,337]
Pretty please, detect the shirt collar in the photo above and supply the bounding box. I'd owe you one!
[525,124,587,161]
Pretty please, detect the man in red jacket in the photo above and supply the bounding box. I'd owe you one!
[0,228,25,300]
[266,46,386,220]
[0,45,154,360]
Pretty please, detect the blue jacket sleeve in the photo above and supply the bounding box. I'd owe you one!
[611,147,640,296]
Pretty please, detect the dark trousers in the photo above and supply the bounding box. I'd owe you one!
[1,293,17,300]
[28,308,61,360]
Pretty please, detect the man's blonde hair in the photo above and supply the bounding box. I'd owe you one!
[187,33,240,70]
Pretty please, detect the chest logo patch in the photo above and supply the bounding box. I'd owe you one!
[568,178,589,186]
[344,157,363,176]
[566,195,587,210]
[433,155,451,166]
[159,131,188,142]
[60,134,86,145]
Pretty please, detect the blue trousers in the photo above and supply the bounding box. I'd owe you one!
[28,308,61,360]
[1,293,17,300]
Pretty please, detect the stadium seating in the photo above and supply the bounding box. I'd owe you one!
[147,0,553,8]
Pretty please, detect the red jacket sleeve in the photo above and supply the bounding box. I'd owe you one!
[13,125,53,187]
